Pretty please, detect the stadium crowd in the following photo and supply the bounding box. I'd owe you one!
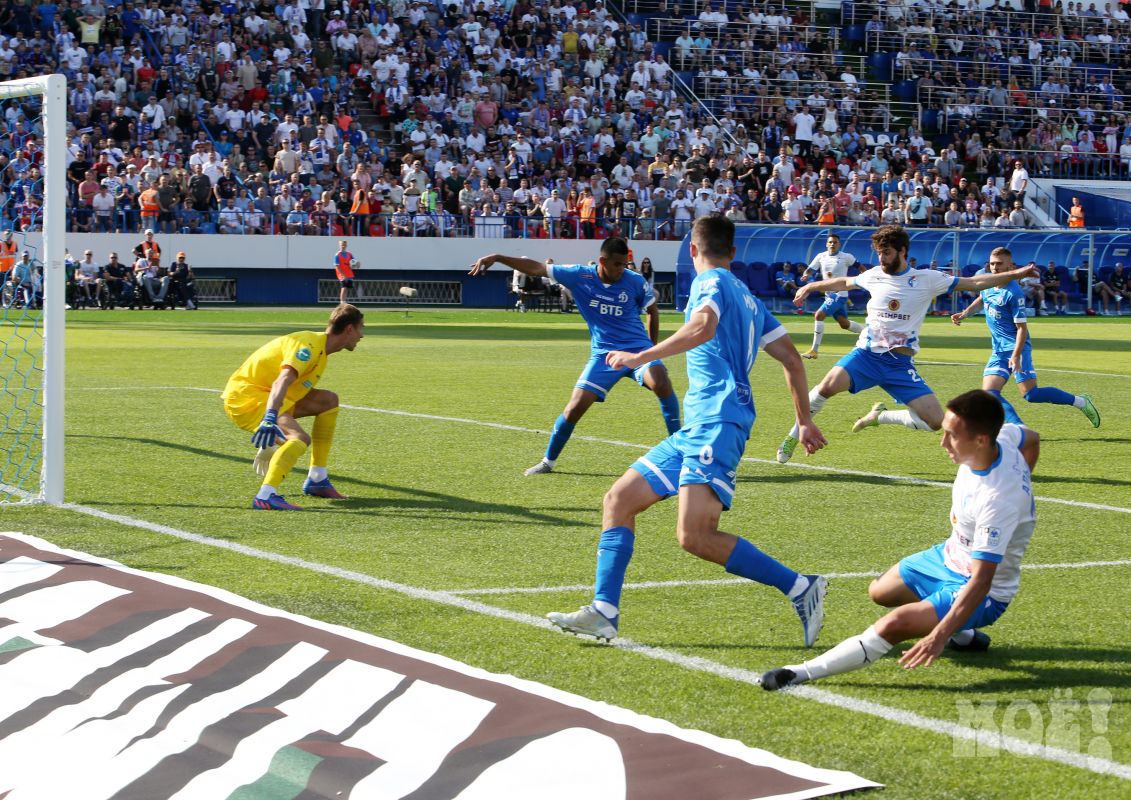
[0,0,1126,240]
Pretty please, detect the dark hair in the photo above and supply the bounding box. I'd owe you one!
[327,303,364,334]
[946,390,1005,441]
[600,236,629,258]
[871,224,910,256]
[691,213,735,260]
[639,256,654,277]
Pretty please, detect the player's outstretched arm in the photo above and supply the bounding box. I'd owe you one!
[951,295,983,325]
[763,334,827,455]
[469,254,548,278]
[956,264,1039,293]
[607,306,716,370]
[794,276,853,307]
[899,559,996,670]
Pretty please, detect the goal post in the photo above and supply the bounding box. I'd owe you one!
[0,74,66,505]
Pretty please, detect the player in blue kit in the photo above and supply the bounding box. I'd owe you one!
[776,225,1041,464]
[469,238,681,475]
[950,247,1100,428]
[546,215,830,647]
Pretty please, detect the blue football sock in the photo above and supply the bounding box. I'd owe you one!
[594,526,635,611]
[659,393,681,434]
[725,537,798,595]
[545,414,576,462]
[988,389,1023,425]
[1024,386,1075,406]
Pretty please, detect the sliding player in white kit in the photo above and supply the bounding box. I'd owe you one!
[762,389,1039,690]
[800,233,865,359]
[776,225,1040,463]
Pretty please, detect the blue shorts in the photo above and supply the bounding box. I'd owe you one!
[898,544,1009,630]
[836,348,934,405]
[631,422,747,509]
[818,295,849,319]
[576,353,663,401]
[984,348,1037,384]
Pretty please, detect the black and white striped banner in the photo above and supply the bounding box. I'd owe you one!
[0,533,878,799]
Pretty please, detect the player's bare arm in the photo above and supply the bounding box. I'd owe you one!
[646,301,660,345]
[795,276,854,306]
[469,254,548,278]
[899,559,997,670]
[951,296,983,325]
[1018,426,1040,472]
[764,334,827,456]
[606,306,716,370]
[266,366,299,413]
[955,264,1039,293]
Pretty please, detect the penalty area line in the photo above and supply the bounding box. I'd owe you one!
[54,501,1131,782]
[69,386,1131,517]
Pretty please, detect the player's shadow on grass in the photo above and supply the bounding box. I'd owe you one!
[848,645,1131,693]
[1035,473,1131,488]
[71,435,587,528]
[1041,437,1131,445]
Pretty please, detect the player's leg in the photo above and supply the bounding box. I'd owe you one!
[777,363,853,463]
[639,361,681,434]
[547,460,668,641]
[834,310,864,334]
[292,388,347,497]
[855,356,940,432]
[980,358,1024,425]
[803,306,828,359]
[1017,371,1100,428]
[255,411,310,509]
[528,357,611,475]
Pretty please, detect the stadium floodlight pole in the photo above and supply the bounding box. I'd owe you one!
[2,74,66,504]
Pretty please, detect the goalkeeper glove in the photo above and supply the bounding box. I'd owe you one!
[251,409,283,449]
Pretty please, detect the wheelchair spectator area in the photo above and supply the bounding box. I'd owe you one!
[675,227,1131,315]
[1,0,1124,245]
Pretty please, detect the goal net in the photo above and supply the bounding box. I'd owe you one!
[0,74,65,505]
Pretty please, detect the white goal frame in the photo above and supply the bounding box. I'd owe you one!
[0,75,67,504]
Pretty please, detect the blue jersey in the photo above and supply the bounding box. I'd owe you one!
[547,264,655,354]
[981,282,1029,353]
[683,267,785,436]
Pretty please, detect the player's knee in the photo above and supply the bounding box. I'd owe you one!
[868,579,901,607]
[675,524,709,557]
[288,429,312,446]
[837,318,852,330]
[874,608,916,641]
[322,390,340,410]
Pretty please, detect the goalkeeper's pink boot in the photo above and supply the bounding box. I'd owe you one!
[302,477,346,499]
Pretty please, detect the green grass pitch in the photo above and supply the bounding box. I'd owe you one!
[4,307,1130,798]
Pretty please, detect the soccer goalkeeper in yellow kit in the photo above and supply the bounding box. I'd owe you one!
[223,304,364,510]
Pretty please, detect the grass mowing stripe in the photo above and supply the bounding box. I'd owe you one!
[51,502,1131,782]
[448,559,1131,596]
[68,386,1131,516]
[915,360,1131,379]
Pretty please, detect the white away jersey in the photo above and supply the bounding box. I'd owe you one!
[942,424,1037,603]
[807,250,857,299]
[851,266,958,353]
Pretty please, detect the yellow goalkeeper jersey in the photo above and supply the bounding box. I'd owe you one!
[223,331,328,408]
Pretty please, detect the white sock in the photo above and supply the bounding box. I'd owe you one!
[877,409,933,430]
[848,320,864,333]
[256,484,277,501]
[811,320,825,351]
[593,600,618,618]
[949,629,975,646]
[1073,396,1086,409]
[789,390,828,438]
[789,625,895,681]
[787,574,810,599]
[308,466,328,482]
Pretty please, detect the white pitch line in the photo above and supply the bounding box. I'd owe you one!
[68,385,1131,517]
[51,503,1131,782]
[447,559,1131,596]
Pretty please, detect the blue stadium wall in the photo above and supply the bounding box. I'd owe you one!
[674,225,1131,310]
[1055,187,1131,230]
